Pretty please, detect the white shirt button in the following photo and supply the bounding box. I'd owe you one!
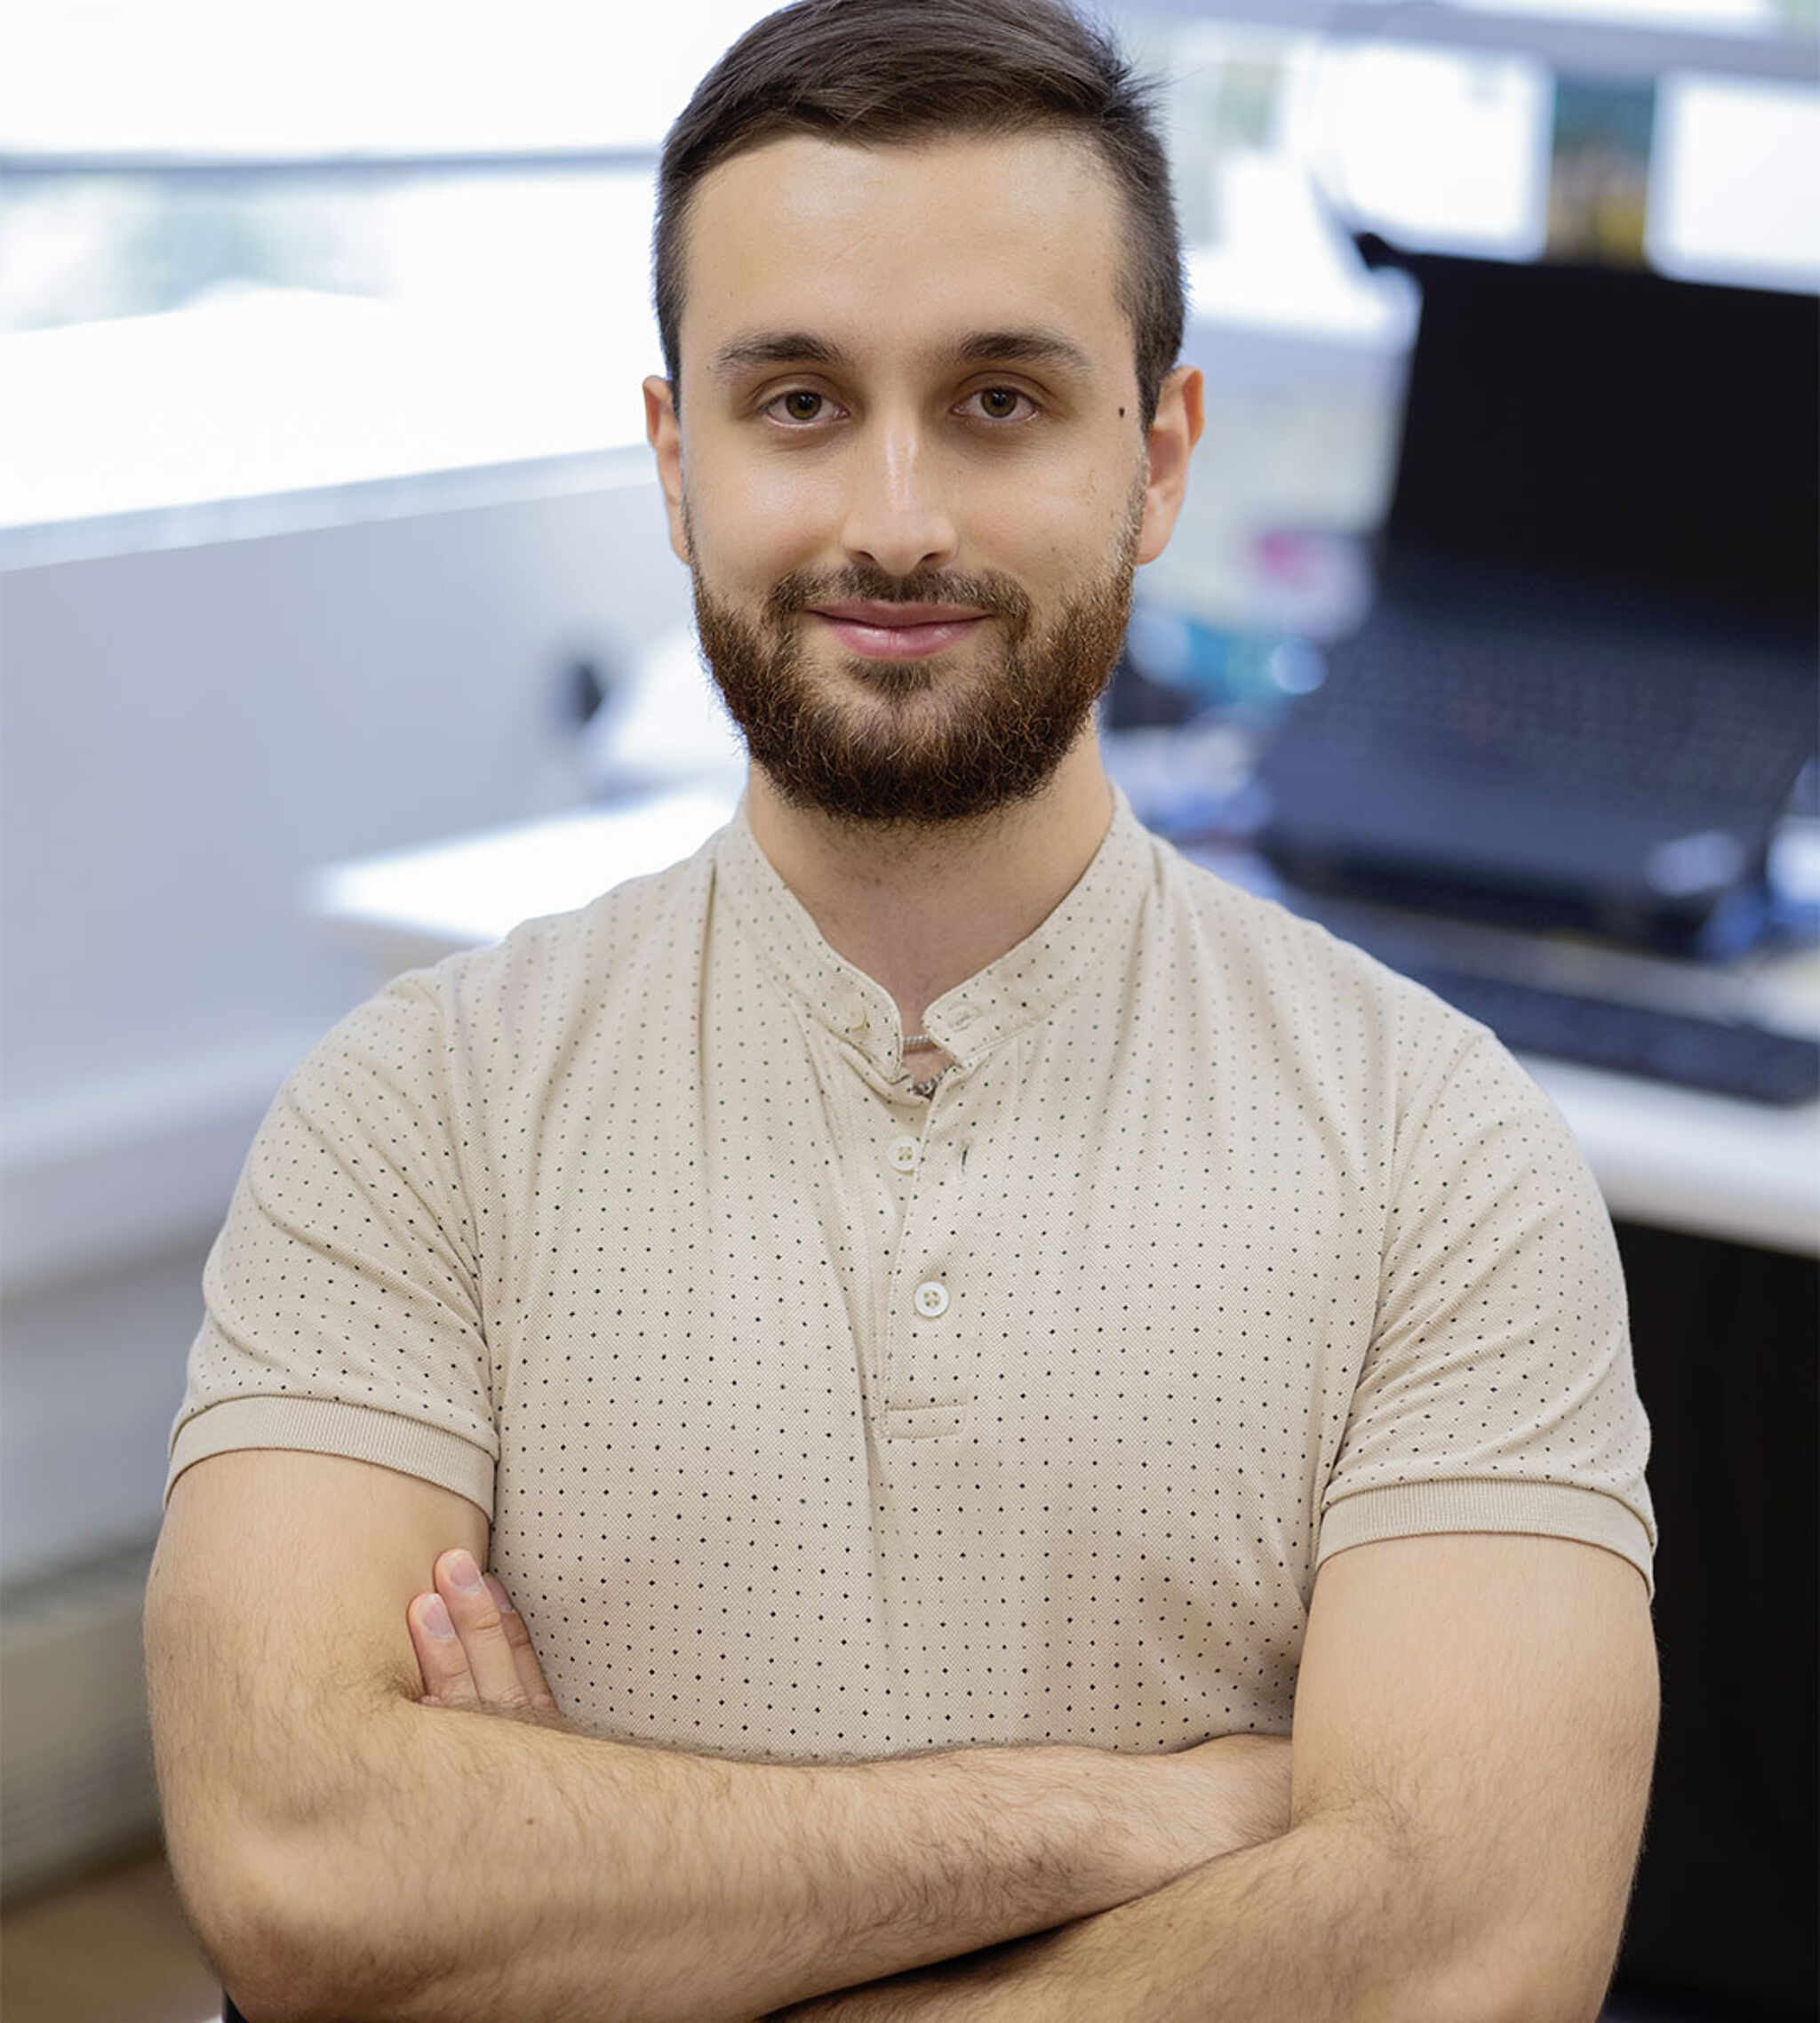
[913,1280,949,1318]
[889,1135,920,1173]
[837,990,868,1035]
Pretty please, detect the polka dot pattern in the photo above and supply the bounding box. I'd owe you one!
[167,788,1655,1759]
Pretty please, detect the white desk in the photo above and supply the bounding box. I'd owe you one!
[310,787,1819,1258]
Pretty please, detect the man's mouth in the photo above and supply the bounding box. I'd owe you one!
[810,601,988,660]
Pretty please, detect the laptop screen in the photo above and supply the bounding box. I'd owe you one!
[1378,250,1819,634]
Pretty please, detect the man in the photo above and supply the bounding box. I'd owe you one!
[146,2,1658,2018]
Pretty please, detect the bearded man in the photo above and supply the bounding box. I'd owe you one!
[147,4,1658,2019]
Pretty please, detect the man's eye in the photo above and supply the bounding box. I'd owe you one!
[767,389,832,423]
[970,387,1033,421]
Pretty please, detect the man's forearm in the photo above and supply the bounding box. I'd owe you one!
[770,1811,1503,2023]
[236,1699,1261,2023]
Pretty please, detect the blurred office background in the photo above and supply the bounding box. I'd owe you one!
[1,2,1816,2017]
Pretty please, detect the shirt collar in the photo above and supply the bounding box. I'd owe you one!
[714,784,1154,1081]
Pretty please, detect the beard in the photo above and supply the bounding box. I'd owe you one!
[687,494,1142,828]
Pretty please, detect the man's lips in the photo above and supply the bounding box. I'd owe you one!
[810,602,988,660]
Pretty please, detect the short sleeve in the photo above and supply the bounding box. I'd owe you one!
[164,971,498,1517]
[1317,1024,1656,1597]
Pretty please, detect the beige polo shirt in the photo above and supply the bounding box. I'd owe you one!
[167,789,1654,1759]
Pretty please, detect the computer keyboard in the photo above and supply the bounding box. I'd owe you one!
[1308,611,1813,806]
[1396,963,1820,1105]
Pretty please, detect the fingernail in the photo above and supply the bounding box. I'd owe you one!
[420,1595,456,1639]
[448,1551,483,1595]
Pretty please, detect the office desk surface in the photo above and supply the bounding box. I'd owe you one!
[309,789,1818,1258]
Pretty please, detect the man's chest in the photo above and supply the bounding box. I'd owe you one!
[443,840,1439,1747]
[476,1027,1384,1748]
[483,1019,1380,1454]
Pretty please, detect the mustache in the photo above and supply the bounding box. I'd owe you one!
[762,564,1033,627]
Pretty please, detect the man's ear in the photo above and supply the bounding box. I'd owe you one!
[1134,364,1205,568]
[643,375,690,566]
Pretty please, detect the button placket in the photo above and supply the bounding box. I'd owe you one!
[878,1107,974,1433]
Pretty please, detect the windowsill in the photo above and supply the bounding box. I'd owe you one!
[0,281,665,569]
[0,442,659,570]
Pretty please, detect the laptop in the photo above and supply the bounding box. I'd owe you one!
[1253,246,1819,958]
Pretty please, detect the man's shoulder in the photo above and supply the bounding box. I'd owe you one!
[1152,836,1425,998]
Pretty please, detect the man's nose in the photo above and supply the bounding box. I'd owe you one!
[839,420,958,579]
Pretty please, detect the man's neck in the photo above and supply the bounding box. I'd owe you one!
[745,733,1115,1037]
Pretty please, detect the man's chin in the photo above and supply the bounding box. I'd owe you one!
[826,652,942,702]
[748,687,1098,828]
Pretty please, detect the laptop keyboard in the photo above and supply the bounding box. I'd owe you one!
[1307,612,1812,805]
[1397,961,1820,1105]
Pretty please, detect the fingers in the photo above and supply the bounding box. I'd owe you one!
[481,1573,561,1714]
[406,1550,558,1718]
[408,1587,479,1707]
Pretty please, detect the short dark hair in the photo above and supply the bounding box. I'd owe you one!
[654,0,1185,428]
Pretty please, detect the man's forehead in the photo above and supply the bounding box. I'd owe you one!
[676,130,1131,377]
[691,124,1114,207]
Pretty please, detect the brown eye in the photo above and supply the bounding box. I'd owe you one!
[978,388,1022,419]
[780,390,823,420]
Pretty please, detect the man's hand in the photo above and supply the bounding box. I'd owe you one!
[406,1547,565,1723]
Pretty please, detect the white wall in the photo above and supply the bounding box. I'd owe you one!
[0,472,695,1582]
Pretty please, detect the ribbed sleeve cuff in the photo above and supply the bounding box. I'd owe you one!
[1316,1478,1655,1600]
[165,1398,495,1519]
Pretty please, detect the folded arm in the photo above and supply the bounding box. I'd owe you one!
[147,1449,1292,2023]
[765,1531,1660,2023]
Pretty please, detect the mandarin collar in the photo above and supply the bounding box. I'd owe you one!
[714,785,1153,1083]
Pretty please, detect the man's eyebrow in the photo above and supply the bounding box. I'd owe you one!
[705,328,1097,381]
[942,329,1096,378]
[708,332,852,380]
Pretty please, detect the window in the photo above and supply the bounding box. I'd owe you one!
[0,2,776,559]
